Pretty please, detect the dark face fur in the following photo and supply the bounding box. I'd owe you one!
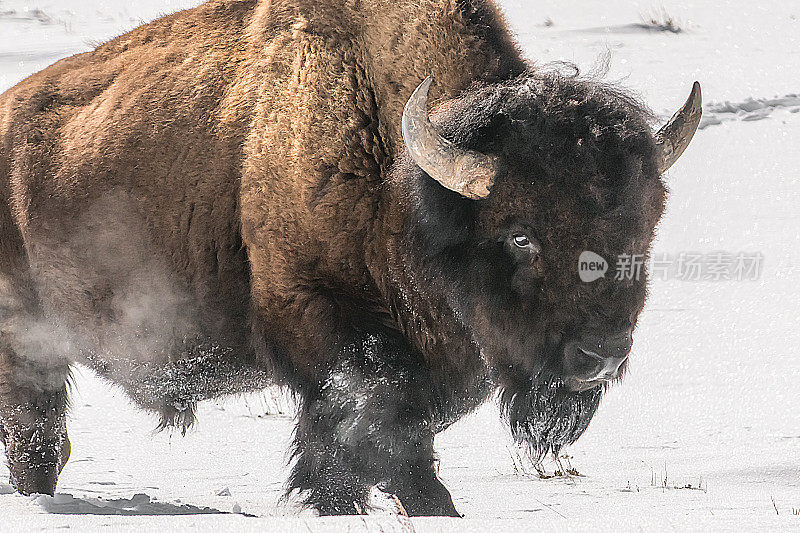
[402,73,666,395]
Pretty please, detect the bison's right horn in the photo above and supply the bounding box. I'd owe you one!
[402,77,497,200]
[655,82,703,173]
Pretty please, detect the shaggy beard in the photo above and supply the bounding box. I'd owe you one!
[500,377,603,463]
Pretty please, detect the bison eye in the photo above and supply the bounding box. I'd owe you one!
[511,234,540,254]
[513,234,531,248]
[505,232,544,277]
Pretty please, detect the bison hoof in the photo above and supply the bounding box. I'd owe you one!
[385,478,462,517]
[394,493,462,517]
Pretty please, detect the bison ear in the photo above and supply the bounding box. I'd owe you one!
[655,82,702,173]
[402,77,498,200]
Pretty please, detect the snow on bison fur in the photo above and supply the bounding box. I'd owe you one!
[0,0,701,516]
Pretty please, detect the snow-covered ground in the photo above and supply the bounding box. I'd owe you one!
[1,0,799,530]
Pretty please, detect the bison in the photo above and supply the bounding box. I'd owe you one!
[0,0,701,516]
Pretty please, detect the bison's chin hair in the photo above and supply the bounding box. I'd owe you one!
[499,377,603,464]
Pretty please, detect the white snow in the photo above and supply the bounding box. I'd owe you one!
[1,0,799,530]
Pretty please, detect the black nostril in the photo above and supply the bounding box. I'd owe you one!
[578,347,605,361]
[577,337,632,361]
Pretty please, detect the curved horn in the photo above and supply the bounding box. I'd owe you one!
[655,82,703,173]
[402,77,497,199]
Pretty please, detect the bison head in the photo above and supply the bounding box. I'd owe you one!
[395,72,700,451]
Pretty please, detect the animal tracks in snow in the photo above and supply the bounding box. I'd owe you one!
[697,93,800,130]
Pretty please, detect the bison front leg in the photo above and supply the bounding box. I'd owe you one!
[289,332,460,516]
[0,345,71,496]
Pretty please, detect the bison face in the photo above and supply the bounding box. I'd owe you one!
[399,73,700,391]
[467,148,658,390]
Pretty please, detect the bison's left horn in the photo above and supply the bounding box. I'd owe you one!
[655,81,703,173]
[402,77,497,200]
